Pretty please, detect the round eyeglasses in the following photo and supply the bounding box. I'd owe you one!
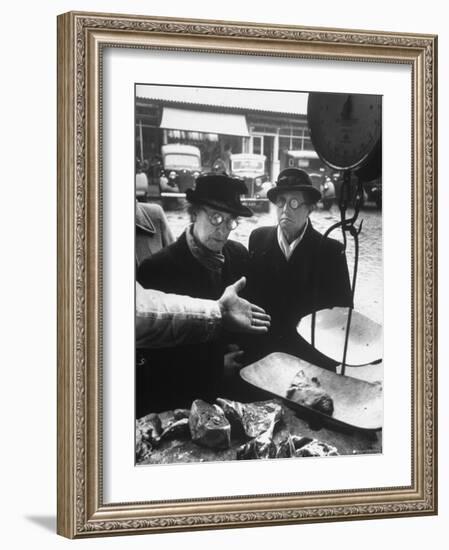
[203,210,239,230]
[275,197,308,210]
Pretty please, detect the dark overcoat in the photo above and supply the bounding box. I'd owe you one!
[136,232,248,415]
[243,222,353,370]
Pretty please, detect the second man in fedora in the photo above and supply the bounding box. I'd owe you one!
[244,168,353,370]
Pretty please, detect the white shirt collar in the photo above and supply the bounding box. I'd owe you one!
[277,219,309,260]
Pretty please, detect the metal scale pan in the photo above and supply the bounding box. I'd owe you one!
[240,352,383,432]
[297,307,383,367]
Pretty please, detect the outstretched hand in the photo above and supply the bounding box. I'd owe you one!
[218,277,271,334]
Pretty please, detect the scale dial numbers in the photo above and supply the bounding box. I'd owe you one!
[308,93,381,170]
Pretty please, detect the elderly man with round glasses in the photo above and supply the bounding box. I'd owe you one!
[136,173,256,414]
[244,168,353,371]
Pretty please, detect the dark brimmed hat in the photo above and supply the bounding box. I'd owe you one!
[186,173,253,217]
[267,168,322,203]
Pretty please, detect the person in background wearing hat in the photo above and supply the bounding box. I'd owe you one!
[136,173,256,415]
[243,168,353,371]
[135,200,174,267]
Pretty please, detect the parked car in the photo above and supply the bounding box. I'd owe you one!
[230,153,272,198]
[356,140,382,209]
[229,153,274,212]
[159,144,202,193]
[362,177,382,209]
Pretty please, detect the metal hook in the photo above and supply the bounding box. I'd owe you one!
[349,219,363,238]
[312,171,365,376]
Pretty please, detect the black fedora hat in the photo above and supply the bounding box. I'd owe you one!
[267,168,322,203]
[186,173,253,217]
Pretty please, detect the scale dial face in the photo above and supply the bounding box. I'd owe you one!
[307,93,381,170]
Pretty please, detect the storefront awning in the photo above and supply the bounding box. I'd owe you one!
[160,107,249,137]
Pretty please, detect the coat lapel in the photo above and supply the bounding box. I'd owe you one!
[278,222,321,294]
[288,222,320,263]
[259,227,287,273]
[135,204,156,235]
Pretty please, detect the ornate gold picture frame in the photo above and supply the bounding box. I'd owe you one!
[57,11,437,538]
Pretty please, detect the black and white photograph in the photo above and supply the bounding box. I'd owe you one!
[134,84,383,466]
[51,6,438,540]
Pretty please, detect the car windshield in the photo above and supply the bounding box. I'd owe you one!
[291,158,324,172]
[164,154,200,170]
[232,159,264,172]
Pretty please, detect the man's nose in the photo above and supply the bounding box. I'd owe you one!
[217,223,230,237]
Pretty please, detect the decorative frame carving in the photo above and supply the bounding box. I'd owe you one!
[57,11,437,538]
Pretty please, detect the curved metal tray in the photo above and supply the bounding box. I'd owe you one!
[297,307,383,367]
[240,352,383,432]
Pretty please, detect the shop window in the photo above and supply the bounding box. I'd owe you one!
[252,135,263,155]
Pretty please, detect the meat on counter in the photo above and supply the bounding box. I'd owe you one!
[136,398,340,463]
[295,439,339,457]
[276,434,338,458]
[236,430,277,460]
[286,369,334,416]
[189,399,231,449]
[159,418,190,442]
[136,412,163,461]
[216,398,283,439]
[136,412,162,446]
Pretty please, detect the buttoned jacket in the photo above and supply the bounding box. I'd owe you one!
[244,221,352,369]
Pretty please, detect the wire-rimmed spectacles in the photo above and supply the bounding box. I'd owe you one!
[275,197,308,210]
[202,209,239,230]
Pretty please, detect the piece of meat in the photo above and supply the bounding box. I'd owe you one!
[216,398,245,438]
[286,370,334,416]
[241,401,283,439]
[136,412,162,446]
[217,399,283,440]
[276,435,314,458]
[276,434,338,459]
[189,399,231,449]
[174,408,190,420]
[275,434,295,458]
[236,430,277,460]
[159,418,190,442]
[294,439,339,457]
[236,405,280,460]
[136,427,153,462]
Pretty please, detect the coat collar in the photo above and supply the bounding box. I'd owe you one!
[277,219,309,260]
[283,220,321,259]
[172,230,236,270]
[259,220,320,258]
